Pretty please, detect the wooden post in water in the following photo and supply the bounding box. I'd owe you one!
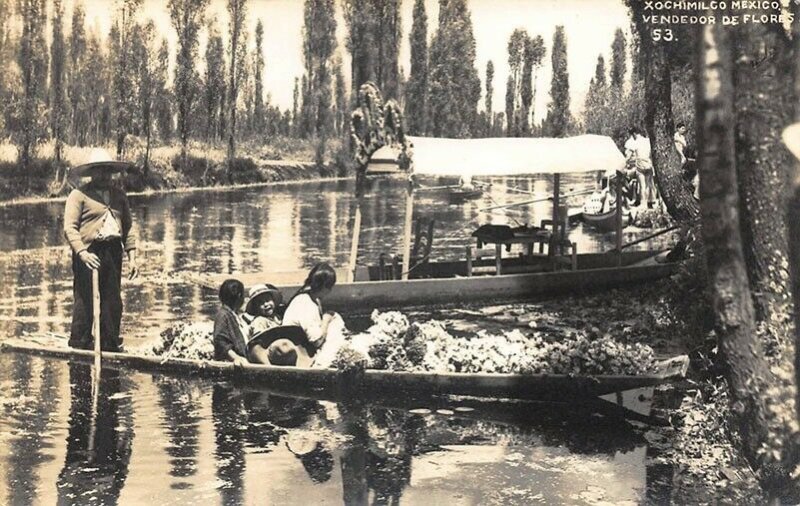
[615,173,624,266]
[401,179,414,280]
[347,172,365,283]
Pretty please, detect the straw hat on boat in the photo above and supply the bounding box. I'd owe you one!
[70,148,133,179]
[247,325,313,367]
[245,283,283,314]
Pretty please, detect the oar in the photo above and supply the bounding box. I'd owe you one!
[479,188,594,212]
[416,184,460,191]
[88,268,101,456]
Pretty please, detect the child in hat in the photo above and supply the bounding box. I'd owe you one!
[242,283,282,338]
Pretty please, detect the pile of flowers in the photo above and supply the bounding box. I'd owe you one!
[136,321,215,361]
[336,311,657,376]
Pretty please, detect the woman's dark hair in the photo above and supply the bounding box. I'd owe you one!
[219,279,245,309]
[301,263,337,293]
[676,122,686,129]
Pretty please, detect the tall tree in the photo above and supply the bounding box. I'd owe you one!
[253,19,265,135]
[543,25,570,137]
[132,20,158,174]
[301,0,337,142]
[375,0,400,99]
[68,1,87,145]
[50,0,66,167]
[13,0,48,169]
[584,55,609,134]
[292,76,299,135]
[610,28,626,91]
[226,0,247,170]
[154,39,173,143]
[110,0,142,158]
[204,22,225,142]
[343,0,377,93]
[83,29,109,145]
[169,0,209,168]
[505,28,526,135]
[405,0,428,135]
[485,60,494,135]
[333,57,347,136]
[520,35,545,135]
[428,0,481,138]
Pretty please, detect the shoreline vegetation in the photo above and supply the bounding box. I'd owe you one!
[0,136,350,205]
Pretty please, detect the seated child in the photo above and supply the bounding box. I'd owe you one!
[213,279,249,366]
[242,283,282,338]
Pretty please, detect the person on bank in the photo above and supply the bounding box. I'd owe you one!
[624,127,657,209]
[64,148,138,352]
[213,279,250,366]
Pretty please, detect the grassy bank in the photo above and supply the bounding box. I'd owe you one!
[0,136,350,202]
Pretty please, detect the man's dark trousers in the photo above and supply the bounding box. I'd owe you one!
[69,240,124,352]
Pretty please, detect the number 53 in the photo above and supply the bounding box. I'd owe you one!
[652,29,674,42]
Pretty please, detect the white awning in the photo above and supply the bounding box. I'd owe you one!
[407,135,625,177]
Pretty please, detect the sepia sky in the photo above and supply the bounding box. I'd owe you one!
[73,0,631,123]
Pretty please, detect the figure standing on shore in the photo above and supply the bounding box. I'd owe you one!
[624,127,657,209]
[64,148,138,352]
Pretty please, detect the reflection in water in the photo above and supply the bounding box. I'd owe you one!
[4,355,59,506]
[155,378,202,484]
[212,384,247,506]
[0,179,676,503]
[57,364,133,506]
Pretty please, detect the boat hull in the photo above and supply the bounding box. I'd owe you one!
[193,251,676,314]
[583,208,631,232]
[0,338,689,401]
[447,189,483,203]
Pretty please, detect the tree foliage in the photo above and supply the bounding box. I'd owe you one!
[405,0,428,135]
[543,26,570,137]
[428,0,481,138]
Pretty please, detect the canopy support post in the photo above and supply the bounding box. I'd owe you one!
[550,173,561,258]
[401,180,414,280]
[348,173,365,283]
[615,173,623,266]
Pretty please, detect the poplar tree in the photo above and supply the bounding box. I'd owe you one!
[226,0,247,169]
[428,0,481,138]
[13,0,48,169]
[204,22,225,142]
[132,20,157,174]
[292,76,299,135]
[376,0,400,99]
[505,29,525,135]
[584,55,609,134]
[485,60,494,136]
[610,28,626,91]
[253,20,265,135]
[301,0,336,142]
[521,35,545,135]
[343,0,402,99]
[50,0,66,165]
[110,0,142,158]
[169,0,209,168]
[154,39,173,143]
[405,0,428,135]
[333,57,347,136]
[68,1,87,145]
[543,25,570,137]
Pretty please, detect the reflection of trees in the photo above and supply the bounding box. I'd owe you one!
[154,377,202,483]
[4,355,60,505]
[212,384,246,506]
[365,409,423,506]
[57,363,134,505]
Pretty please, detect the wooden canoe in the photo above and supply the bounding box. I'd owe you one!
[447,188,484,203]
[583,208,631,232]
[0,337,689,401]
[192,250,677,314]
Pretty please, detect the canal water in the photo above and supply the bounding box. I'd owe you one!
[0,177,673,504]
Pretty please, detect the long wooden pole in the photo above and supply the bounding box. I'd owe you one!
[550,174,560,257]
[92,269,101,380]
[615,174,623,266]
[88,268,101,456]
[401,181,414,280]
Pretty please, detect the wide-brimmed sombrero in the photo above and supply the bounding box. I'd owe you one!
[70,148,133,179]
[247,325,308,353]
[783,123,800,161]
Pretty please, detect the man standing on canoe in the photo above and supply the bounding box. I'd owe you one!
[64,148,139,352]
